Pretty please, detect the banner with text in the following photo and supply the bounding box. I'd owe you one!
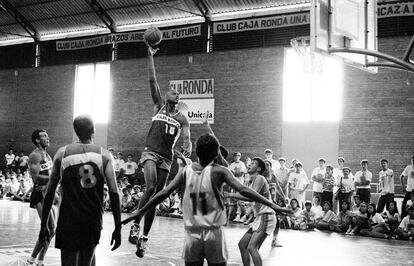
[170,79,214,99]
[56,24,201,51]
[180,99,214,124]
[213,13,310,34]
[377,2,414,18]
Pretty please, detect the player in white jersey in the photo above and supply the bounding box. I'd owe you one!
[122,133,290,265]
[226,157,277,266]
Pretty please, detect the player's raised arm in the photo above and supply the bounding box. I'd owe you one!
[29,152,50,185]
[220,167,290,214]
[181,116,192,157]
[147,43,163,110]
[102,149,121,251]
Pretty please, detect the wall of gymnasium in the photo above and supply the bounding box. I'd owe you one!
[0,13,412,191]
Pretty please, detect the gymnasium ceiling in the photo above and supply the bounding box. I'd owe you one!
[0,0,311,45]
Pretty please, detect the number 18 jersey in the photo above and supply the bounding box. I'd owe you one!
[144,105,185,160]
[182,164,227,229]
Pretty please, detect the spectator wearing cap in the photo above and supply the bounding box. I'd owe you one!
[287,161,309,208]
[264,149,280,174]
[354,160,372,204]
[333,157,353,212]
[377,159,394,213]
[229,152,247,184]
[311,158,326,201]
[322,165,335,209]
[400,156,414,218]
[336,167,354,210]
[275,157,289,202]
[124,154,139,185]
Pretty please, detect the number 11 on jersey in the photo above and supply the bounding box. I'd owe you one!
[190,192,207,215]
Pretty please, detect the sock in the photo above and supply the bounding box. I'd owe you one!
[142,235,148,240]
[37,260,44,266]
[28,257,36,263]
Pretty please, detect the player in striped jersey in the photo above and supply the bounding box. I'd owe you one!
[38,115,121,266]
[129,43,192,257]
[122,133,290,265]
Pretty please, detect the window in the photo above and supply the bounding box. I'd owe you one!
[283,48,343,122]
[74,63,111,123]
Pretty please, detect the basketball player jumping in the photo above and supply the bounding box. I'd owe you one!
[38,115,121,266]
[123,133,290,266]
[26,129,56,266]
[128,43,192,257]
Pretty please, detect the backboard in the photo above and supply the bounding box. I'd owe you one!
[311,0,378,73]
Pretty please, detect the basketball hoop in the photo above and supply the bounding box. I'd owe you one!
[290,36,324,74]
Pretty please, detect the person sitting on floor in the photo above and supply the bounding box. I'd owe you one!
[381,200,400,235]
[12,178,31,201]
[346,201,369,235]
[360,203,389,239]
[316,201,337,230]
[394,206,414,240]
[294,201,316,230]
[352,195,362,213]
[311,195,323,220]
[121,187,132,213]
[334,201,353,233]
[282,198,302,229]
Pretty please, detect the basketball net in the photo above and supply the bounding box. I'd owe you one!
[290,36,324,74]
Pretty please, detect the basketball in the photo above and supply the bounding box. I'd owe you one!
[144,27,162,46]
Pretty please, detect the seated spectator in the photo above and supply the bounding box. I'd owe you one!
[405,189,414,213]
[322,165,335,209]
[121,187,132,213]
[103,186,111,211]
[281,198,301,229]
[3,175,19,198]
[334,201,353,233]
[360,203,389,239]
[12,178,31,201]
[316,201,337,230]
[294,201,316,230]
[0,175,5,198]
[352,195,361,213]
[394,206,414,240]
[381,201,400,234]
[347,202,369,235]
[311,196,323,220]
[336,167,354,210]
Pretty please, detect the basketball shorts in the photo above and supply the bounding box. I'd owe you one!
[55,229,101,251]
[251,213,277,235]
[140,151,172,172]
[183,227,228,264]
[30,190,43,209]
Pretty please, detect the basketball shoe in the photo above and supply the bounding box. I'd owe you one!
[136,236,148,258]
[129,223,140,244]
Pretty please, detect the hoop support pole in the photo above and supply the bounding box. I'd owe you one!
[329,47,414,73]
[402,35,414,62]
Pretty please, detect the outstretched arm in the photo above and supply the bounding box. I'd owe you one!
[122,168,185,225]
[181,116,192,157]
[147,43,163,109]
[221,168,290,214]
[39,148,64,245]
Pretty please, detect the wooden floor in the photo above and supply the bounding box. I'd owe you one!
[0,200,413,266]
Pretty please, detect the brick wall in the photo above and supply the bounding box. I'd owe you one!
[340,36,414,193]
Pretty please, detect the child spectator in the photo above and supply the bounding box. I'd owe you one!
[404,189,414,213]
[381,201,400,234]
[103,186,111,211]
[316,201,337,230]
[294,201,316,230]
[336,167,354,210]
[347,202,369,235]
[311,158,326,200]
[360,203,388,239]
[124,154,138,185]
[334,201,353,233]
[394,206,414,240]
[12,178,31,201]
[288,162,309,208]
[354,160,372,204]
[282,198,301,229]
[121,187,132,213]
[352,195,361,213]
[322,165,335,209]
[263,159,277,184]
[311,196,323,220]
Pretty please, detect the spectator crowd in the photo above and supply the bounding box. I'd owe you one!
[2,146,414,241]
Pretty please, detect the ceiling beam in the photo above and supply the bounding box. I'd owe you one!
[84,0,116,33]
[192,0,210,21]
[0,0,39,41]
